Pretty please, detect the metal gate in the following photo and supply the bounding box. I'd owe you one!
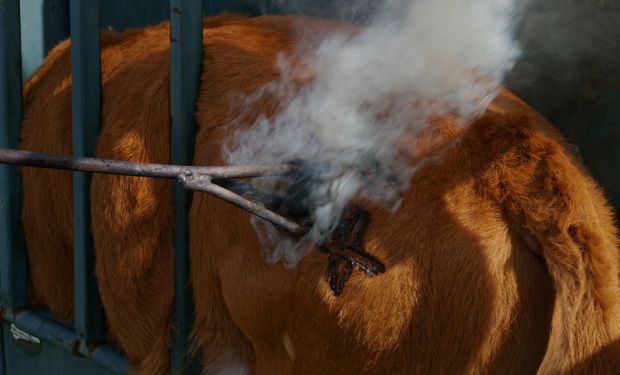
[0,1,330,372]
[0,1,216,373]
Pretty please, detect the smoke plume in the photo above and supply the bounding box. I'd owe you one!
[224,0,521,265]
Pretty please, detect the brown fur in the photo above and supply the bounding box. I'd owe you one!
[19,15,620,374]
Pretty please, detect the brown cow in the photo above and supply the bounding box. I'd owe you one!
[19,14,620,374]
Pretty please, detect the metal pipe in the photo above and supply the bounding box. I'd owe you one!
[12,310,78,354]
[90,344,130,374]
[0,0,28,323]
[70,0,104,357]
[169,0,203,372]
[3,308,130,374]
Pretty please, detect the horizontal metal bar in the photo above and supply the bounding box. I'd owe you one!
[3,309,129,374]
[0,148,294,179]
[12,310,77,354]
[91,344,130,374]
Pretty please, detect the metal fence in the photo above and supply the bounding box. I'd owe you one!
[0,0,204,373]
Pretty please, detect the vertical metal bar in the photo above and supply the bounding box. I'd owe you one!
[0,0,28,321]
[170,0,202,374]
[43,0,71,55]
[70,0,104,356]
[0,324,6,375]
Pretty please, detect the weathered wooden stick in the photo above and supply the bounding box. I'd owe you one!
[0,148,305,234]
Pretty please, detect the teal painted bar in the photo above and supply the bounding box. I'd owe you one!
[70,0,104,357]
[0,320,6,373]
[0,0,27,322]
[3,311,129,374]
[169,0,203,374]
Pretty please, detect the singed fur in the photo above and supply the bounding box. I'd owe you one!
[19,15,620,374]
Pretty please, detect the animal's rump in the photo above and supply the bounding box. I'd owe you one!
[18,14,620,374]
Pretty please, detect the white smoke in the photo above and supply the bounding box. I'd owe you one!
[224,0,521,265]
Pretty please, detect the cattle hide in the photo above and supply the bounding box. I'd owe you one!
[19,15,620,374]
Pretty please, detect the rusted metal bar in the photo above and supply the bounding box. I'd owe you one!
[0,148,304,234]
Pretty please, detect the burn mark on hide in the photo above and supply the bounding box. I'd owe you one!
[320,208,385,296]
[216,162,387,296]
[272,163,386,295]
[273,162,388,296]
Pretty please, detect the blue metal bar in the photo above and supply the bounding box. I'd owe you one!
[70,0,104,357]
[0,321,6,375]
[91,344,130,374]
[43,0,71,54]
[170,1,203,373]
[0,0,27,322]
[13,310,78,354]
[1,309,129,374]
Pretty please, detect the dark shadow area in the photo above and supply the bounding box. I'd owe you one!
[205,0,261,17]
[505,0,620,212]
[42,0,69,54]
[250,0,382,23]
